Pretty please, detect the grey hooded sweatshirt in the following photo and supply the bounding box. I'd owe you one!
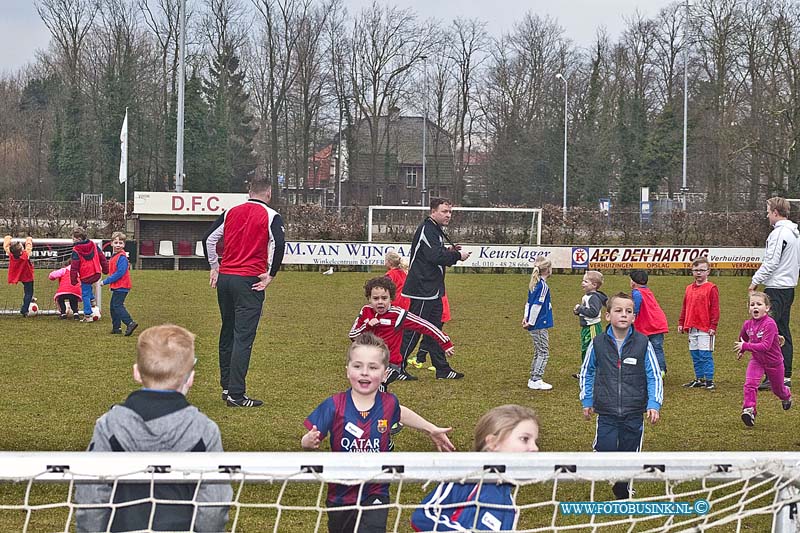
[75,389,232,532]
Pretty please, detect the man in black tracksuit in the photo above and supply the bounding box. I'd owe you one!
[400,198,471,379]
[579,292,663,500]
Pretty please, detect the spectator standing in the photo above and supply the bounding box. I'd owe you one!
[205,179,286,408]
[749,196,800,389]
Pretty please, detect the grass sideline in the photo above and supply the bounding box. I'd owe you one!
[0,270,795,531]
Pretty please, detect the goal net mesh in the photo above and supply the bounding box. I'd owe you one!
[0,451,797,532]
[0,239,102,316]
[367,207,542,245]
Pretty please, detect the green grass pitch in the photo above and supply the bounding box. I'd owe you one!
[1,270,796,452]
[0,270,794,531]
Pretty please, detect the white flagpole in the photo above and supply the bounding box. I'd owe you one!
[119,108,128,219]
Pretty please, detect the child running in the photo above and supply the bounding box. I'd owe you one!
[350,276,454,385]
[572,270,608,377]
[302,332,454,533]
[102,232,138,336]
[678,256,720,390]
[410,404,539,532]
[48,264,81,319]
[523,256,554,390]
[735,292,793,427]
[3,235,35,316]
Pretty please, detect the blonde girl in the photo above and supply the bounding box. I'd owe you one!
[384,251,410,311]
[523,256,554,390]
[411,404,539,531]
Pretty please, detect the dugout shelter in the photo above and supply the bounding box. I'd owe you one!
[132,191,246,270]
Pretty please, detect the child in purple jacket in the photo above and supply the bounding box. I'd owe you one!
[735,292,793,427]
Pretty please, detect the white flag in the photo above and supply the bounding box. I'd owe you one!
[118,109,128,184]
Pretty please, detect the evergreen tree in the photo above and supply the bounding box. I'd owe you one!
[183,71,213,191]
[52,86,89,200]
[203,42,258,192]
[643,103,681,193]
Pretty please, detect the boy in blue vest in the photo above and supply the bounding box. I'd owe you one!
[579,292,663,500]
[302,332,454,533]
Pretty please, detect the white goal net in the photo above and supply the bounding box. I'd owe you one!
[1,451,797,532]
[367,206,542,245]
[0,238,103,316]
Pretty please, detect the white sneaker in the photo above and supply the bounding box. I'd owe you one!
[527,379,553,390]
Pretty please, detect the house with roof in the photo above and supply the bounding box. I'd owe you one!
[304,113,455,207]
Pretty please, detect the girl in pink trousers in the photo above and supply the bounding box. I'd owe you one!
[735,292,792,427]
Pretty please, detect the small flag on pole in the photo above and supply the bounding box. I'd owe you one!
[118,109,128,184]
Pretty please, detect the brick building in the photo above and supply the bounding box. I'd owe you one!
[309,114,455,207]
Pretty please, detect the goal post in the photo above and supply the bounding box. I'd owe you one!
[367,206,543,245]
[0,238,103,316]
[1,451,798,532]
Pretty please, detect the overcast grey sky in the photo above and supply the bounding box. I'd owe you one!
[1,0,676,73]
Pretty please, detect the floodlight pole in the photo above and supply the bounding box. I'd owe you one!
[421,55,428,206]
[175,0,186,192]
[556,73,568,217]
[681,0,690,210]
[337,107,343,217]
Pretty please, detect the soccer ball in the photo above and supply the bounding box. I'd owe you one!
[90,306,101,321]
[27,300,39,316]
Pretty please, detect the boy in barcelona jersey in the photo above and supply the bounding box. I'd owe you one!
[302,333,454,533]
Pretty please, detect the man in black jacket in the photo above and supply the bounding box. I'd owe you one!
[399,198,471,379]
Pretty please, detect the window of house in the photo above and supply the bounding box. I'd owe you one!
[406,167,417,188]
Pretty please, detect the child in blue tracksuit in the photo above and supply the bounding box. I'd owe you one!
[523,256,554,390]
[411,404,539,532]
[579,292,663,500]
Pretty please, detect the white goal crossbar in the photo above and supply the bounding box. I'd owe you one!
[367,206,543,245]
[2,451,799,532]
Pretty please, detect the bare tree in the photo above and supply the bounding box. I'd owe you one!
[449,18,488,203]
[250,0,303,203]
[36,0,100,87]
[692,0,743,208]
[292,0,334,202]
[346,1,436,203]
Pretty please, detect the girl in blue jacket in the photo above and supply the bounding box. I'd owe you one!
[411,405,539,531]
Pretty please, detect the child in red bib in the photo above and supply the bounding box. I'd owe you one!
[3,235,35,316]
[102,232,137,336]
[70,226,108,322]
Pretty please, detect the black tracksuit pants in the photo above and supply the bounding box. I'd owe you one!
[765,287,794,378]
[217,273,265,397]
[400,297,450,374]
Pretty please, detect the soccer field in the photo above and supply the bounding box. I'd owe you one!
[0,270,796,454]
[0,270,796,532]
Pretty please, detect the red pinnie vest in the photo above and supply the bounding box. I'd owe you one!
[634,287,669,335]
[109,252,132,290]
[8,251,34,284]
[78,245,103,280]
